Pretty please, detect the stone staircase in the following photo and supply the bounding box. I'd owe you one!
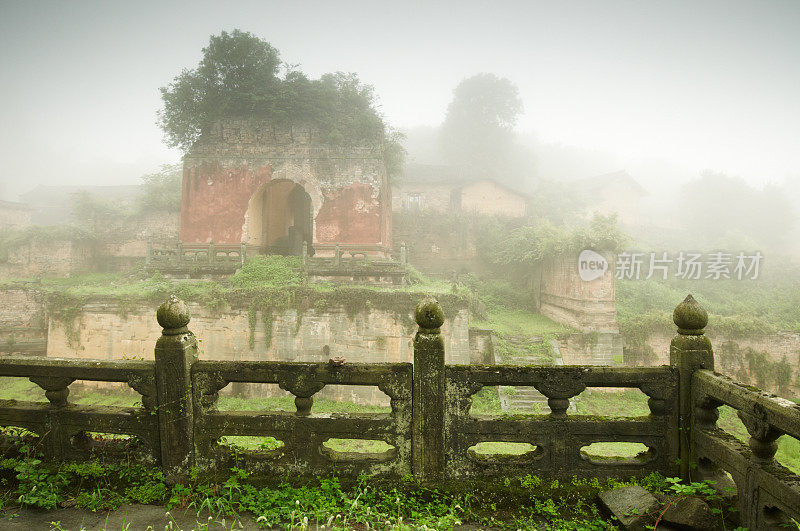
[496,336,559,413]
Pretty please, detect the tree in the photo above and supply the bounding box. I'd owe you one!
[440,73,524,181]
[138,164,182,213]
[70,191,129,234]
[157,30,403,179]
[679,171,794,251]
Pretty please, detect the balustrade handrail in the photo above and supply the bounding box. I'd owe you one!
[0,294,797,529]
[693,369,800,441]
[0,356,153,381]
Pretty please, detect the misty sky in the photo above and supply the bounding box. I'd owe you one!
[1,0,799,201]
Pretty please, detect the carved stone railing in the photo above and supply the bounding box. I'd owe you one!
[0,357,158,462]
[192,361,412,478]
[0,294,797,530]
[444,365,679,479]
[303,242,407,285]
[146,241,246,276]
[668,294,800,529]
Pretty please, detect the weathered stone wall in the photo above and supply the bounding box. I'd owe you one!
[391,183,452,213]
[0,288,44,329]
[539,254,618,332]
[99,212,180,264]
[391,213,485,275]
[0,240,94,278]
[46,302,471,366]
[0,202,32,229]
[460,181,527,217]
[468,328,493,364]
[181,120,390,248]
[641,331,800,397]
[558,332,624,365]
[0,287,47,355]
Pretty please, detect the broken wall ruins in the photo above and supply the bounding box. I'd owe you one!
[180,120,391,251]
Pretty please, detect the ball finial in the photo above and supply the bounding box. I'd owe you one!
[157,295,191,330]
[673,294,708,331]
[415,297,444,330]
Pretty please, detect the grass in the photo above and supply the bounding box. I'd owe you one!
[717,405,800,475]
[472,307,572,337]
[616,256,800,336]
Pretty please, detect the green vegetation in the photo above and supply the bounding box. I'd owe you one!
[158,29,404,177]
[616,257,800,381]
[717,405,800,475]
[473,308,569,338]
[138,163,182,213]
[487,213,628,279]
[440,73,523,183]
[0,430,680,531]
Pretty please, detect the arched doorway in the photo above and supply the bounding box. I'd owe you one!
[247,180,313,255]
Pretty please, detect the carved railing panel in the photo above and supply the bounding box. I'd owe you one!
[444,365,680,480]
[191,361,412,478]
[0,357,159,463]
[691,370,800,528]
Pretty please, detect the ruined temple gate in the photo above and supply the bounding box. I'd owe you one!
[179,120,392,257]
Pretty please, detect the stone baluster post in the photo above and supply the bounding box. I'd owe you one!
[208,240,215,264]
[240,242,247,266]
[670,294,714,481]
[412,297,446,482]
[155,296,197,483]
[400,242,407,267]
[176,241,184,264]
[334,243,341,267]
[146,241,153,267]
[30,375,75,460]
[302,241,308,266]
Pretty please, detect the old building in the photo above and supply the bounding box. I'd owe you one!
[573,170,646,226]
[0,200,33,229]
[180,119,392,256]
[392,164,529,218]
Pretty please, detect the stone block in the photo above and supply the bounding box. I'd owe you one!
[598,485,659,530]
[660,496,717,530]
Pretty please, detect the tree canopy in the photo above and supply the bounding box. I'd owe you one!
[138,164,182,213]
[158,30,402,175]
[678,171,794,251]
[439,73,524,180]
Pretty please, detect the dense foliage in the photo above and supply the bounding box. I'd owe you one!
[678,171,795,251]
[486,213,628,277]
[158,30,404,176]
[440,73,524,184]
[138,164,182,213]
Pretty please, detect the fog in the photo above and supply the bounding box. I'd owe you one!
[1,0,799,202]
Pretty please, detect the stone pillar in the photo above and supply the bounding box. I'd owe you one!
[334,243,341,267]
[302,241,308,266]
[155,295,197,483]
[240,242,247,266]
[400,242,407,267]
[208,240,215,263]
[412,297,446,482]
[146,241,153,267]
[29,375,75,460]
[670,294,713,481]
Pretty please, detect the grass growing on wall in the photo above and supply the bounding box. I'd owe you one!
[472,308,571,337]
[616,256,800,345]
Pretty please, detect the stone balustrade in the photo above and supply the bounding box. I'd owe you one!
[0,294,798,528]
[146,241,246,276]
